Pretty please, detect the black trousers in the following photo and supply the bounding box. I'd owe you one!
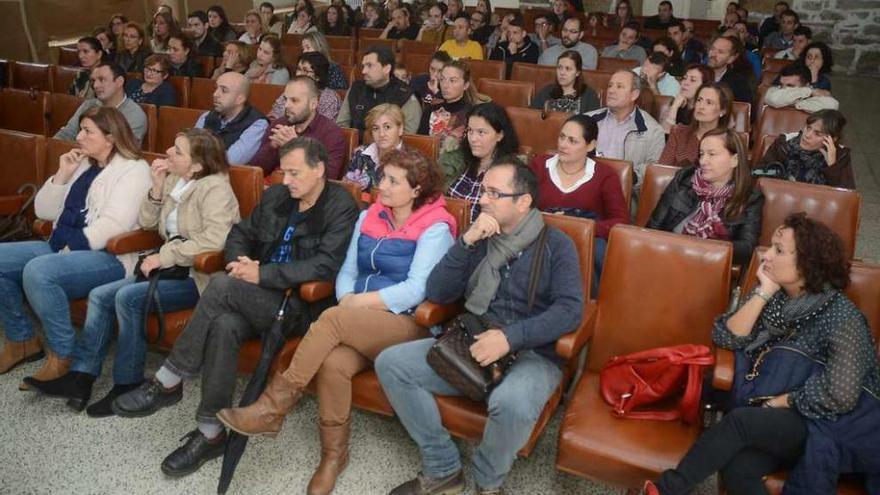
[656,407,808,495]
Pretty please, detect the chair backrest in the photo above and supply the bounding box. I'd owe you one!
[156,106,205,153]
[282,45,303,68]
[0,89,50,136]
[587,225,732,371]
[358,28,385,39]
[228,165,264,218]
[44,138,77,178]
[329,178,364,208]
[763,57,793,73]
[10,62,54,92]
[339,127,359,178]
[326,35,356,51]
[189,77,215,111]
[142,151,165,163]
[57,46,80,67]
[138,103,158,152]
[757,178,861,260]
[543,213,595,305]
[329,48,354,66]
[750,133,778,166]
[403,134,440,161]
[476,78,534,108]
[510,63,556,90]
[403,53,431,77]
[400,39,437,57]
[0,130,46,195]
[444,196,473,234]
[759,70,779,88]
[755,106,808,141]
[466,59,506,83]
[47,92,85,137]
[506,107,568,157]
[654,94,673,123]
[582,69,615,96]
[168,76,191,108]
[731,101,751,133]
[596,57,639,72]
[192,55,216,78]
[52,66,83,96]
[281,33,305,48]
[634,163,678,227]
[595,157,633,216]
[248,82,285,116]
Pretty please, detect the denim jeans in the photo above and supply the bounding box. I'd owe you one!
[593,237,607,296]
[70,276,200,384]
[0,241,54,342]
[375,338,562,490]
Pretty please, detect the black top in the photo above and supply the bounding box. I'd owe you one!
[195,36,223,58]
[170,57,201,78]
[387,24,420,40]
[642,15,676,30]
[346,77,414,132]
[489,38,539,79]
[720,69,754,106]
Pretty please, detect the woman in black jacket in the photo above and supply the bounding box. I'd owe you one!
[647,128,763,266]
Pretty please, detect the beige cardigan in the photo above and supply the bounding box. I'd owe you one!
[34,154,152,276]
[139,173,240,293]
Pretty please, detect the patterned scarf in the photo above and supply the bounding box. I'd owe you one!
[756,133,830,185]
[682,168,733,240]
[744,286,839,356]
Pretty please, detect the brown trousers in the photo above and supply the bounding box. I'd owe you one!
[282,306,428,424]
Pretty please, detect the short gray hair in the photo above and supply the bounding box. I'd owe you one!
[279,136,328,172]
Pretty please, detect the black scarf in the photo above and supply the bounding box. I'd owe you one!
[745,286,839,357]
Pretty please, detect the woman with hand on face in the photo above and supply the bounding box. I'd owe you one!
[245,35,290,85]
[648,128,764,266]
[116,23,152,74]
[660,63,715,132]
[24,129,239,418]
[211,41,255,79]
[287,3,319,35]
[753,109,853,189]
[361,2,387,29]
[417,60,482,154]
[659,83,734,168]
[125,54,178,107]
[70,37,105,99]
[240,10,267,45]
[0,107,151,387]
[345,104,407,191]
[207,6,237,43]
[800,41,834,92]
[532,51,601,115]
[167,34,200,78]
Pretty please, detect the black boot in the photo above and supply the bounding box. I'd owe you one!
[161,429,227,478]
[23,371,96,411]
[86,382,143,418]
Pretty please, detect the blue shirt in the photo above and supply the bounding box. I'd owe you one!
[195,111,269,165]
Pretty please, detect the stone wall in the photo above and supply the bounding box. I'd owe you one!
[794,0,880,75]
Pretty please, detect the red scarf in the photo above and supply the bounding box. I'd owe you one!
[682,168,733,240]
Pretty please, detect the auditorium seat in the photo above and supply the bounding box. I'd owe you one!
[357,38,397,61]
[281,45,303,68]
[596,57,639,72]
[138,103,158,152]
[325,35,356,51]
[634,163,678,226]
[188,77,214,111]
[0,89,50,136]
[400,40,437,58]
[762,57,793,73]
[155,106,205,153]
[595,157,633,216]
[556,225,733,489]
[731,101,751,133]
[0,130,47,215]
[53,66,83,96]
[340,127,359,179]
[168,76,191,108]
[248,82,285,115]
[510,63,556,90]
[281,33,304,48]
[476,78,534,107]
[361,132,440,162]
[507,106,567,157]
[57,45,80,67]
[192,55,216,78]
[47,93,85,137]
[582,69,615,95]
[750,133,778,166]
[358,28,384,39]
[466,59,506,83]
[328,48,354,66]
[10,62,54,92]
[754,106,808,143]
[402,53,431,77]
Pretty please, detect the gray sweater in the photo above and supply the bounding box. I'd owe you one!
[54,97,147,146]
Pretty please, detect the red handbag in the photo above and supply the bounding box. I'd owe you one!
[599,344,715,424]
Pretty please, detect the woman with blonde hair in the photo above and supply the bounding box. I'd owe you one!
[116,22,151,73]
[211,41,255,79]
[239,10,266,45]
[344,103,408,191]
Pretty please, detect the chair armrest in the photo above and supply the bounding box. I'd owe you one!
[414,301,463,327]
[194,251,225,273]
[300,281,334,302]
[0,194,27,215]
[105,230,164,254]
[33,219,52,239]
[712,348,735,391]
[556,300,597,359]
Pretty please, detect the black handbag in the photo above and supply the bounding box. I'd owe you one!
[134,241,191,344]
[426,226,549,402]
[0,183,37,242]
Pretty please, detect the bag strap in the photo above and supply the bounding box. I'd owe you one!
[526,225,549,312]
[142,271,166,345]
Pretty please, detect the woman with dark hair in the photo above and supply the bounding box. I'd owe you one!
[167,34,200,78]
[211,41,255,79]
[361,2,387,29]
[116,22,151,73]
[24,128,240,417]
[443,102,520,219]
[660,63,715,132]
[70,37,105,98]
[801,41,833,91]
[418,60,483,153]
[207,5,237,43]
[125,54,178,107]
[301,32,349,90]
[259,2,284,36]
[108,13,128,40]
[659,83,734,168]
[605,0,636,30]
[92,27,116,60]
[532,50,601,115]
[0,107,151,385]
[288,3,318,35]
[246,35,290,84]
[217,149,456,495]
[644,213,880,495]
[151,11,180,54]
[345,103,408,191]
[753,109,853,189]
[586,12,604,36]
[647,128,763,266]
[320,5,352,36]
[268,52,341,121]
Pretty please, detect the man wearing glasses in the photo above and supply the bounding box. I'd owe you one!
[538,16,598,69]
[529,14,560,54]
[469,11,494,45]
[377,160,584,495]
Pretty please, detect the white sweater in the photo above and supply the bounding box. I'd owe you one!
[34,154,152,276]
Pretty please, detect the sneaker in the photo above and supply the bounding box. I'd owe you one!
[111,377,182,418]
[388,470,465,495]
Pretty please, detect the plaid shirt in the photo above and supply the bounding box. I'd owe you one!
[447,170,485,222]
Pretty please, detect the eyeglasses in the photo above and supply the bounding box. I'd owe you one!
[479,187,525,200]
[144,66,164,74]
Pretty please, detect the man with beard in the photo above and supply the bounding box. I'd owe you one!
[706,35,754,105]
[250,76,346,178]
[538,17,598,69]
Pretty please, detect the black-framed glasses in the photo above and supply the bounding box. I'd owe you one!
[479,187,525,200]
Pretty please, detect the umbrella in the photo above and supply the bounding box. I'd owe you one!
[217,288,293,494]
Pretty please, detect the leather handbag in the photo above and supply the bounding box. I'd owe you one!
[134,243,191,344]
[426,226,549,402]
[599,344,715,424]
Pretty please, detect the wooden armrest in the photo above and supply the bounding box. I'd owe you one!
[194,251,225,273]
[712,348,735,391]
[0,194,27,215]
[105,230,164,254]
[33,219,52,239]
[414,301,463,327]
[556,300,597,359]
[300,281,334,302]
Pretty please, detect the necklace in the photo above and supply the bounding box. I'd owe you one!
[558,161,584,176]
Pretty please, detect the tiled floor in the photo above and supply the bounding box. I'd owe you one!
[1,76,877,495]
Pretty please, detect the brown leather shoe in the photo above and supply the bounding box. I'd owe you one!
[307,418,351,495]
[20,350,70,391]
[0,336,44,374]
[216,371,302,437]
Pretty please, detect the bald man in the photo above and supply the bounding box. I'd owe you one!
[195,72,269,165]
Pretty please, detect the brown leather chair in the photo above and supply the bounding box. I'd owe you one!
[582,69,615,96]
[510,63,556,91]
[192,55,216,78]
[731,101,751,133]
[556,225,733,489]
[168,76,191,108]
[652,94,673,122]
[358,28,385,39]
[403,53,431,77]
[443,196,472,233]
[281,45,303,68]
[506,107,568,157]
[329,48,354,66]
[339,63,356,84]
[10,62,54,92]
[57,46,80,67]
[326,35,357,51]
[756,178,861,260]
[138,103,158,152]
[760,70,780,88]
[281,33,305,48]
[633,163,681,226]
[53,66,83,96]
[0,89,50,136]
[43,138,77,179]
[595,157,633,216]
[357,38,398,60]
[751,133,778,166]
[754,106,808,146]
[47,93,85,137]
[477,78,534,108]
[596,57,639,72]
[336,127,359,179]
[762,57,793,73]
[249,82,285,116]
[188,77,215,111]
[466,59,506,84]
[402,134,440,161]
[0,130,46,216]
[400,40,437,57]
[155,106,205,153]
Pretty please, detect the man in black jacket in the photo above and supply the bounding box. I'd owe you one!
[708,35,754,106]
[187,10,223,58]
[111,137,358,478]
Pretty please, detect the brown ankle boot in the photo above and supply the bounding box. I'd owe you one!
[0,336,44,374]
[20,350,70,391]
[215,371,302,437]
[307,418,351,495]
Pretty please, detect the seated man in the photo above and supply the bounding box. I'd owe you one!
[671,20,705,65]
[764,62,838,113]
[111,137,359,478]
[187,10,223,58]
[586,70,664,192]
[337,46,421,135]
[489,13,539,79]
[250,76,346,178]
[376,160,584,495]
[774,25,811,60]
[381,7,420,40]
[439,16,484,60]
[538,17,598,70]
[643,0,677,30]
[529,14,560,55]
[469,10,494,45]
[764,9,799,51]
[54,62,147,145]
[706,35,754,105]
[633,52,680,97]
[601,22,647,63]
[195,72,268,165]
[417,4,451,45]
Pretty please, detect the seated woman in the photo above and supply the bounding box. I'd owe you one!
[0,107,151,385]
[167,34,201,78]
[344,103,407,191]
[245,35,290,85]
[70,37,105,98]
[361,1,387,29]
[418,60,481,154]
[753,109,853,189]
[116,22,151,74]
[320,5,352,36]
[207,6,238,43]
[287,4,319,35]
[444,103,520,221]
[645,213,880,495]
[531,50,601,115]
[151,11,179,54]
[216,149,456,495]
[239,10,266,45]
[659,63,714,133]
[211,41,255,79]
[801,41,833,92]
[24,129,240,416]
[302,32,349,90]
[658,82,733,168]
[125,54,178,107]
[647,128,763,266]
[270,52,341,121]
[92,27,116,60]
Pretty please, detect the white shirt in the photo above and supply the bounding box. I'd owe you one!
[165,178,194,238]
[545,154,596,193]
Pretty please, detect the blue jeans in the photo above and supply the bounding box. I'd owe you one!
[0,241,54,342]
[593,237,607,296]
[375,338,562,490]
[70,276,200,384]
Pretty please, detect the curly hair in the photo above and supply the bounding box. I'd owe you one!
[380,149,444,211]
[783,212,850,292]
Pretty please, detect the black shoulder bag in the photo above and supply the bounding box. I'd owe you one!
[0,183,38,242]
[426,226,550,402]
[134,236,191,344]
